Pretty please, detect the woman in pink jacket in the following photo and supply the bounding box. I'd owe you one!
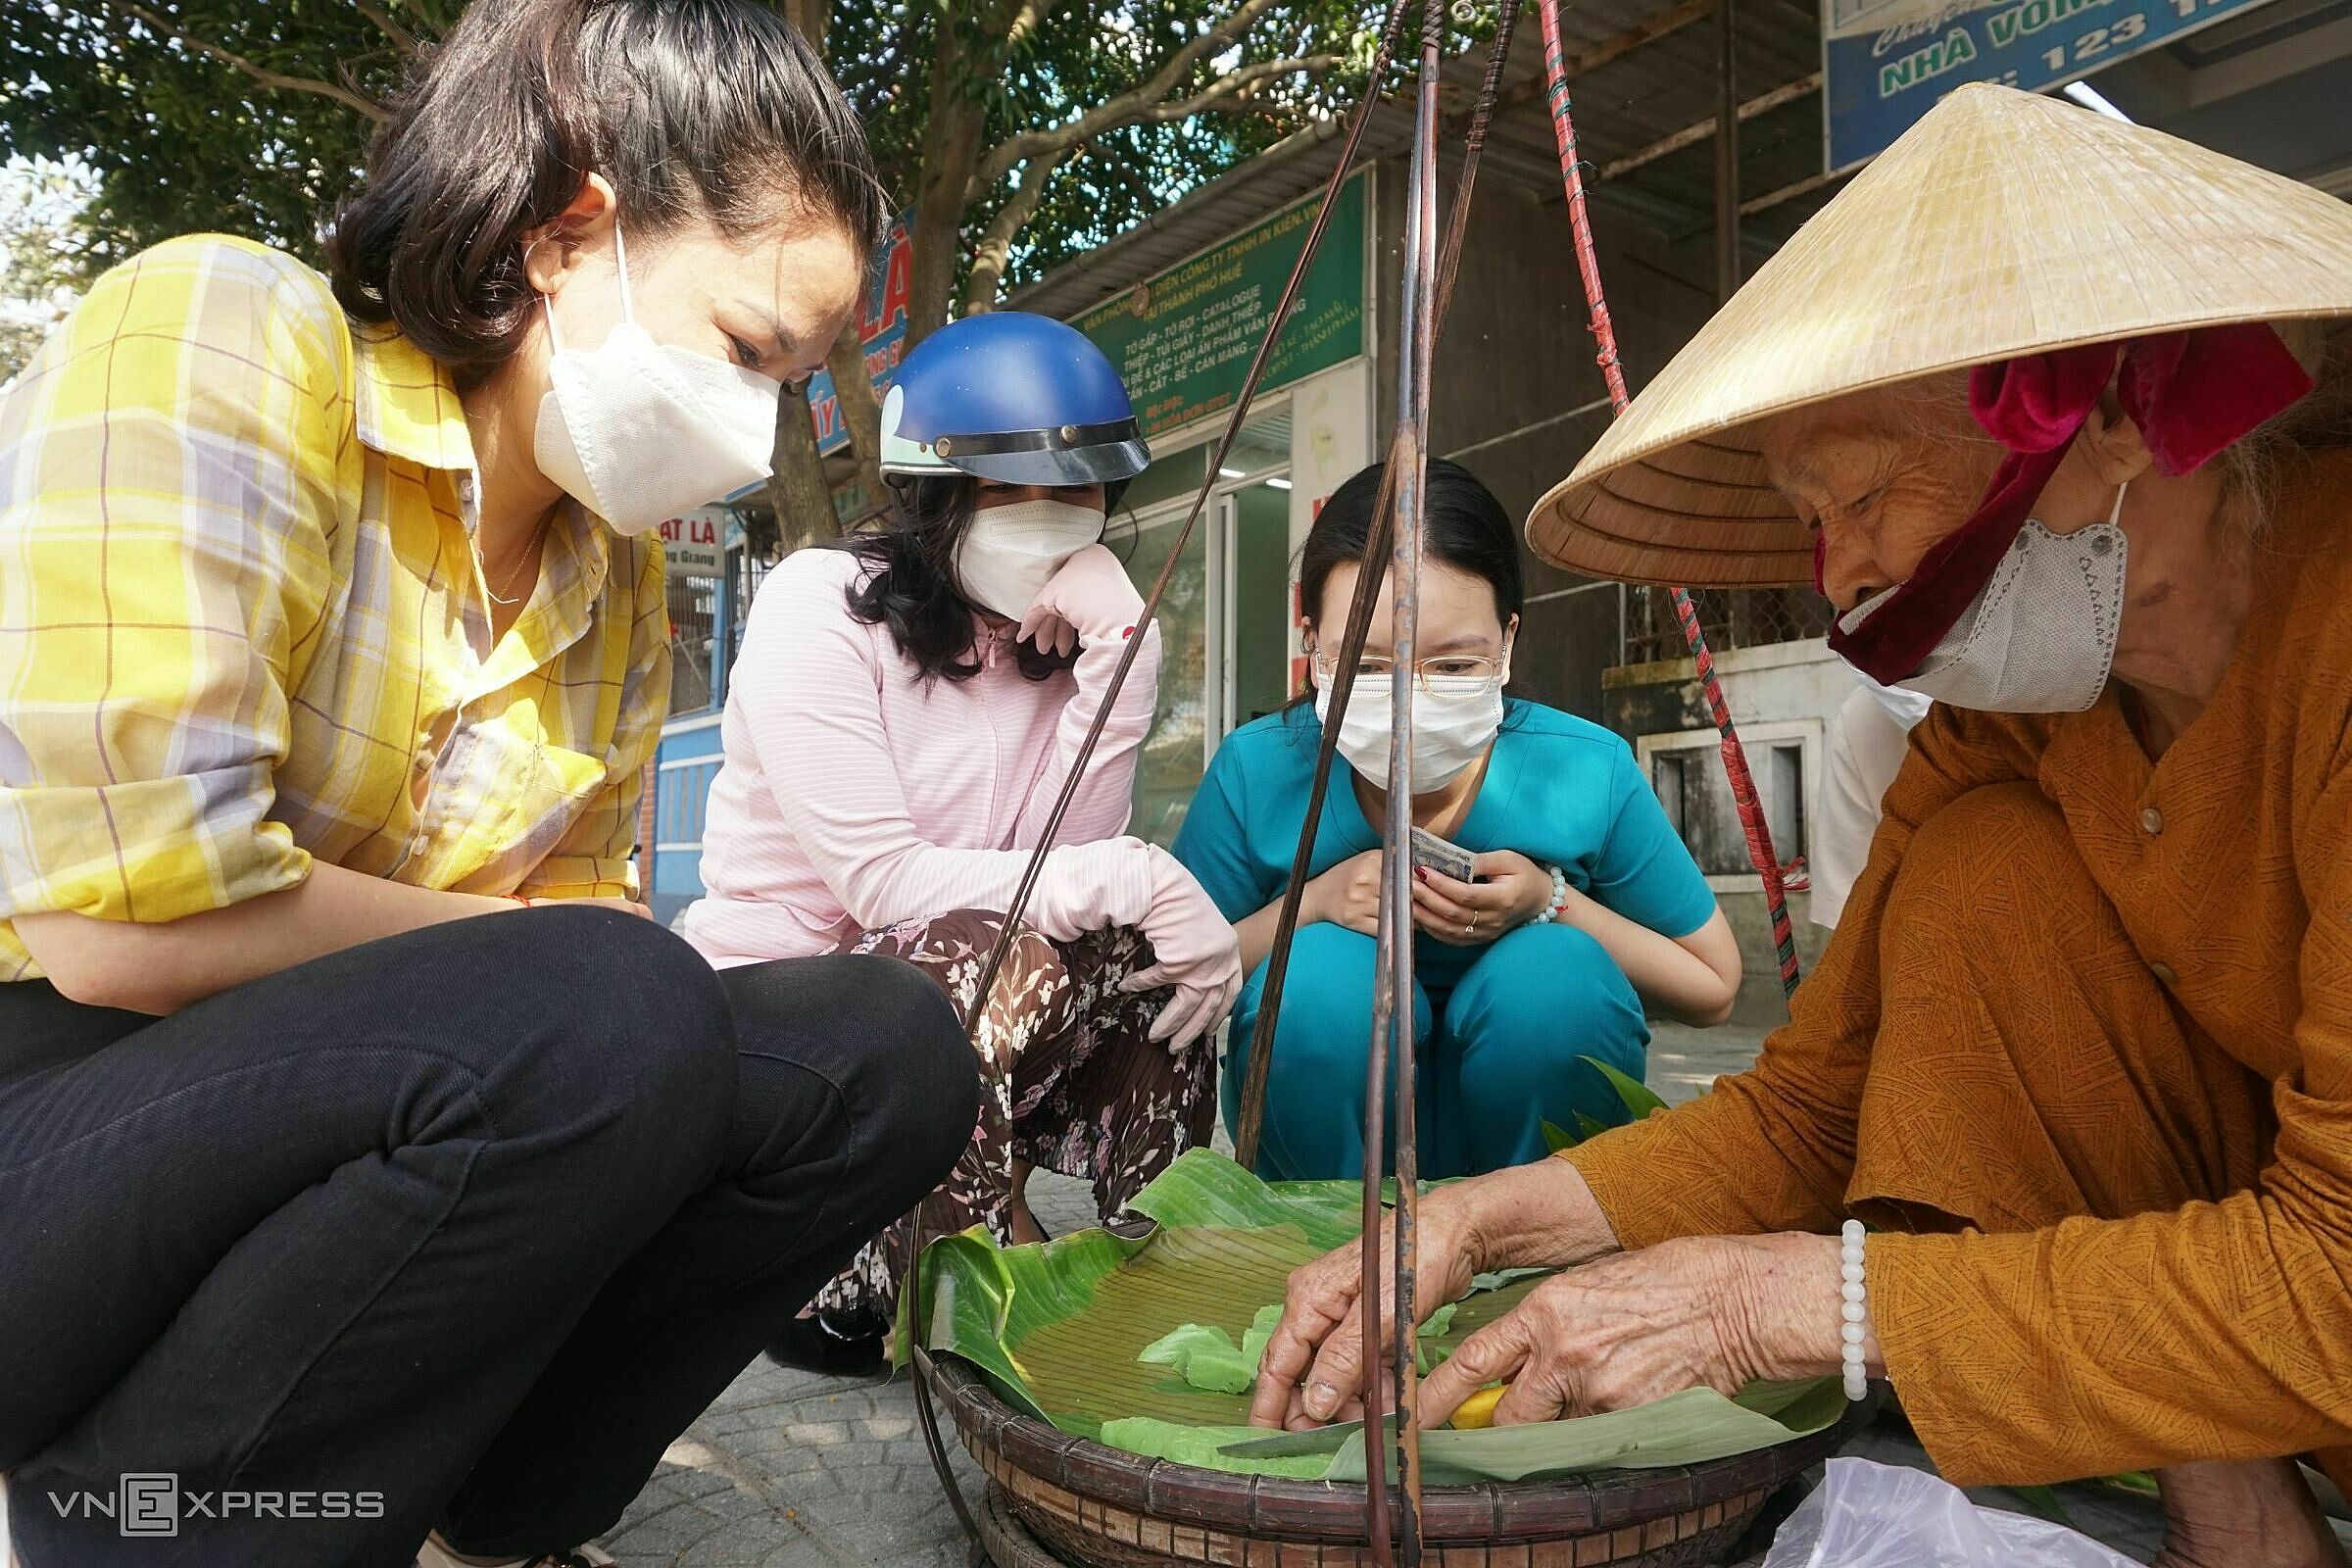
[683,313,1242,1370]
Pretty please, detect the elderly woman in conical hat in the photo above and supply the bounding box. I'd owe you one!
[1247,84,2352,1566]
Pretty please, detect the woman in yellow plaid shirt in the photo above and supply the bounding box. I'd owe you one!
[0,4,976,1566]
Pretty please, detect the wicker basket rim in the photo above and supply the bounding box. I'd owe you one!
[927,1352,1870,1544]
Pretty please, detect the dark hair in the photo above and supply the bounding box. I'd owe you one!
[326,0,888,390]
[1299,457,1524,629]
[836,475,1132,684]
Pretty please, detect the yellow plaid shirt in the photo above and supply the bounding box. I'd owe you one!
[0,234,670,982]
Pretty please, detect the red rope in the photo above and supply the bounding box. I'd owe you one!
[1533,0,1801,1002]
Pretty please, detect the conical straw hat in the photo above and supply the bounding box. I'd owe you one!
[1527,82,2352,588]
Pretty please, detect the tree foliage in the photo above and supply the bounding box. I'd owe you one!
[0,3,416,277]
[0,155,96,382]
[2,1,1396,296]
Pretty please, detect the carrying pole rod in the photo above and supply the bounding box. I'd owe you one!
[902,0,1420,1551]
[1380,1,1457,1558]
[1236,0,1525,1172]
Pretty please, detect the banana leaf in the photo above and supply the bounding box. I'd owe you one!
[1584,1055,1668,1120]
[1541,1058,1667,1155]
[908,1150,1840,1480]
[1213,1379,1848,1483]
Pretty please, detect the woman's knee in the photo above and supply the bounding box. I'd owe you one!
[1450,924,1642,1051]
[913,908,1063,978]
[901,907,1071,1044]
[1891,783,2078,922]
[1262,924,1382,1075]
[858,956,981,1184]
[1273,924,1378,1010]
[466,905,738,1165]
[1886,783,2090,975]
[744,952,977,1189]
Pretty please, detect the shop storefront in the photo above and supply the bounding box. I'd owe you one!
[1077,170,1377,847]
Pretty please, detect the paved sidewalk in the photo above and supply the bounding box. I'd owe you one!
[597,1023,2346,1565]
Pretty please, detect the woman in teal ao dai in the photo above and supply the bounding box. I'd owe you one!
[1173,460,1742,1180]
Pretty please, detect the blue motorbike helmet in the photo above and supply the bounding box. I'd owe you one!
[878,312,1151,487]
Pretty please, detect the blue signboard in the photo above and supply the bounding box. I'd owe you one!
[800,211,913,455]
[1824,0,2277,170]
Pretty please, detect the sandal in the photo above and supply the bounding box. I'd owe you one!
[762,1307,887,1377]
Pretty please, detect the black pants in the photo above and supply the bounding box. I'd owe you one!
[0,906,976,1568]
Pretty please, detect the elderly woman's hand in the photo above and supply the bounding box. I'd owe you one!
[1248,1190,1484,1429]
[1248,1160,1633,1429]
[1417,1232,1880,1429]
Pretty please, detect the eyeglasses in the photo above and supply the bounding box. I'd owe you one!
[1311,652,1508,694]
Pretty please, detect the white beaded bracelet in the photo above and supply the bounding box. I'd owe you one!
[1839,1218,1869,1401]
[1530,864,1570,924]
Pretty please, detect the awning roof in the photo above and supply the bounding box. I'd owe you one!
[1011,0,2352,323]
[1011,4,1838,321]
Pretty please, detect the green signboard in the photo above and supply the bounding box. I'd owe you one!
[1073,171,1367,437]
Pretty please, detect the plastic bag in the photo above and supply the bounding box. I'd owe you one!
[1764,1458,2139,1568]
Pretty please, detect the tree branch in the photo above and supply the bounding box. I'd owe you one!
[965,0,1292,199]
[1119,53,1336,129]
[352,1,419,56]
[963,145,1075,315]
[102,0,391,122]
[969,51,1332,196]
[1003,0,1063,51]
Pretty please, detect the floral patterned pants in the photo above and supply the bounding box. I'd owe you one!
[811,907,1217,1319]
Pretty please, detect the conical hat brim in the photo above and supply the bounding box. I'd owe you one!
[1526,83,2352,589]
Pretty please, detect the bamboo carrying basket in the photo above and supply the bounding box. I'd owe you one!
[930,1356,1876,1568]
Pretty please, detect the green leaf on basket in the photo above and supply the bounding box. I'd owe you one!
[1218,1380,1844,1485]
[907,1149,1840,1478]
[1542,1118,1578,1152]
[1583,1055,1668,1119]
[1101,1418,1337,1478]
[1574,1111,1613,1141]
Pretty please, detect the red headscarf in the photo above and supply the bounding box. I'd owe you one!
[1825,322,2314,686]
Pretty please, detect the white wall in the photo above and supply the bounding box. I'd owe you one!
[1713,638,1873,727]
[1630,638,1873,894]
[1286,357,1375,555]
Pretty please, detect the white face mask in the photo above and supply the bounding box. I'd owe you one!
[1838,483,2130,714]
[1315,664,1507,794]
[953,498,1104,618]
[532,223,784,537]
